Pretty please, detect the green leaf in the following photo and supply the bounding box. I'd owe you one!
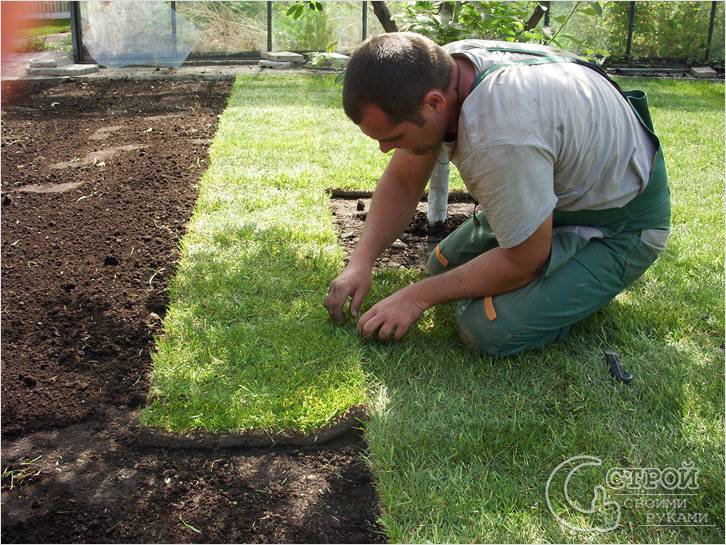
[286,3,305,20]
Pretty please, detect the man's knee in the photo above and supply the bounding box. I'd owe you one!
[456,315,518,357]
[455,299,570,357]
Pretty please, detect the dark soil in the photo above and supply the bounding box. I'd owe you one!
[1,79,384,543]
[331,197,474,270]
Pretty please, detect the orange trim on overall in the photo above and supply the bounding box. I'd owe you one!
[484,296,497,321]
[434,244,448,267]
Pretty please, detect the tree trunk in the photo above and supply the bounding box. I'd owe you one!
[439,1,455,27]
[524,2,548,31]
[371,1,398,33]
[427,155,450,227]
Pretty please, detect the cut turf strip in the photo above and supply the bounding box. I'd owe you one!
[139,73,394,435]
[143,74,724,543]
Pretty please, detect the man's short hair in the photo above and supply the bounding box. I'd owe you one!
[343,32,453,126]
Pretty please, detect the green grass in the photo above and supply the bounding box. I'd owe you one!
[141,73,724,543]
[16,18,71,53]
[21,18,70,38]
[139,74,384,434]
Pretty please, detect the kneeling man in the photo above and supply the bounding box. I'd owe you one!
[324,33,671,357]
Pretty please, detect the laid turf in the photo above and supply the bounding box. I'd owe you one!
[140,74,382,433]
[141,73,724,543]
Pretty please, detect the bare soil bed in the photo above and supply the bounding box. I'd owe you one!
[1,79,383,543]
[331,197,474,270]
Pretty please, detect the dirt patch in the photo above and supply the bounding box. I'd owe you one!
[2,409,381,543]
[331,196,475,270]
[88,125,123,141]
[1,79,384,543]
[15,181,84,194]
[146,112,187,122]
[48,144,147,169]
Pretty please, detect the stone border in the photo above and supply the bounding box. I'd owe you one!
[0,63,346,84]
[135,404,371,449]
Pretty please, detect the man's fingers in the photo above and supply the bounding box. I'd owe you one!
[323,290,337,321]
[378,322,395,342]
[356,307,375,334]
[349,286,367,319]
[325,285,349,325]
[359,312,383,339]
[394,322,408,341]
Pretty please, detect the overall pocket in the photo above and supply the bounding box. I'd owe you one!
[622,228,670,286]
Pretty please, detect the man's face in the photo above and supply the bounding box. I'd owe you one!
[357,102,446,155]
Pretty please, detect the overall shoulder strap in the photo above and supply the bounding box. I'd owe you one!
[468,45,660,148]
[471,54,573,91]
[470,46,624,97]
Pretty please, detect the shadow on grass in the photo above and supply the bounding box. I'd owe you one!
[354,239,723,542]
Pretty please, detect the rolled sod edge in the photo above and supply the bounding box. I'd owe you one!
[135,404,371,449]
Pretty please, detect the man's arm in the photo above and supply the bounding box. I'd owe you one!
[412,212,552,305]
[325,150,437,324]
[350,150,437,268]
[357,213,553,340]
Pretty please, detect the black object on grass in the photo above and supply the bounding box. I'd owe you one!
[605,350,633,383]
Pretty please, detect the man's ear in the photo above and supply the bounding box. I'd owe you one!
[421,89,447,113]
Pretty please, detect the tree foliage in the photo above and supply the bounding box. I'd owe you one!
[282,1,723,64]
[285,1,324,20]
[396,1,542,44]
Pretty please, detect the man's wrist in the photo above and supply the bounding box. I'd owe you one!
[349,251,376,270]
[405,280,435,312]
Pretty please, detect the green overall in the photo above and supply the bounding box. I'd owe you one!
[427,50,671,357]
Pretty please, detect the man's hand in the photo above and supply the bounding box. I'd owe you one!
[325,264,372,325]
[356,285,429,342]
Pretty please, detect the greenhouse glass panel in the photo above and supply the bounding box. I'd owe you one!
[709,1,724,63]
[366,0,387,37]
[272,1,364,53]
[369,0,405,37]
[177,1,267,58]
[79,0,199,67]
[547,1,628,60]
[324,1,367,52]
